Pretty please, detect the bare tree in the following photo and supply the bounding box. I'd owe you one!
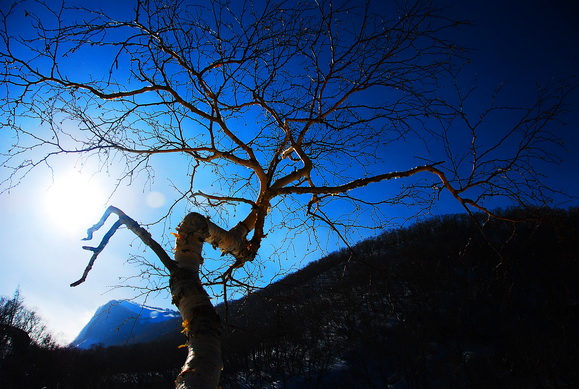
[0,0,572,387]
[0,289,54,351]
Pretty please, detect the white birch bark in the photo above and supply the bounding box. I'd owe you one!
[171,212,252,388]
[171,212,222,388]
[171,268,223,389]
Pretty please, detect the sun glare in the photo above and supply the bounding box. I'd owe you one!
[44,171,107,235]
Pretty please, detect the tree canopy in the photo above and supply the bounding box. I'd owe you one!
[0,0,573,312]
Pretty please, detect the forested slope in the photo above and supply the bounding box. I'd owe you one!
[218,207,579,388]
[2,207,577,388]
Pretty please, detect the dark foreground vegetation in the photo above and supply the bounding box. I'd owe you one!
[2,207,578,388]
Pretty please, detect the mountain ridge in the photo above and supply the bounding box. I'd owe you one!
[71,299,180,349]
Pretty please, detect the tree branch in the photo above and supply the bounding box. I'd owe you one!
[270,162,445,196]
[71,206,177,287]
[71,219,123,287]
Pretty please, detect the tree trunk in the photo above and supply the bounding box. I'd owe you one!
[75,207,251,388]
[171,268,222,389]
[171,212,224,388]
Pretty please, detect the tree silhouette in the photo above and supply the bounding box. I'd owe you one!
[0,290,56,388]
[0,0,572,387]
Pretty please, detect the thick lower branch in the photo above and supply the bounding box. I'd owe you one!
[175,212,255,269]
[271,162,522,223]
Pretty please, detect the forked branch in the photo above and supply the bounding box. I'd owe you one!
[71,206,177,287]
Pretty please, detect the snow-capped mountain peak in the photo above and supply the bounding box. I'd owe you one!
[71,300,180,349]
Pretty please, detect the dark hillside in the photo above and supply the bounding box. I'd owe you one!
[218,207,579,388]
[2,207,577,388]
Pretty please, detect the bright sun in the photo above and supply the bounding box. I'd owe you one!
[44,171,107,235]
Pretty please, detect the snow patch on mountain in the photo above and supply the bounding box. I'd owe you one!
[70,300,180,349]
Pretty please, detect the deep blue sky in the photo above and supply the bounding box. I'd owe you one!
[1,0,578,343]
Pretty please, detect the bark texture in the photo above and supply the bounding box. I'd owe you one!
[171,212,224,388]
[171,268,222,389]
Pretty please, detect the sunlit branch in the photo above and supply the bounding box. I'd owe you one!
[270,162,444,197]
